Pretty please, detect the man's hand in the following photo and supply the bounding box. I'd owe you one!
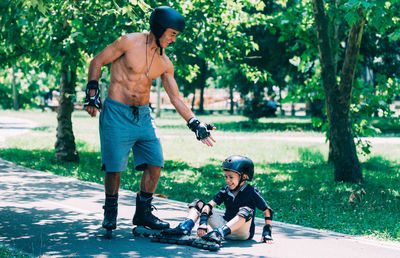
[261,224,274,244]
[84,80,102,117]
[187,117,216,147]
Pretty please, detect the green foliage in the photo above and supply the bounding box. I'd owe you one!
[0,65,57,109]
[0,245,29,258]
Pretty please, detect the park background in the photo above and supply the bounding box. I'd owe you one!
[1,0,400,255]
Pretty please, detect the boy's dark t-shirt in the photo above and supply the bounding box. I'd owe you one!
[212,183,271,239]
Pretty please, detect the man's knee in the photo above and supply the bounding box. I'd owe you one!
[105,172,121,181]
[146,164,162,173]
[188,199,205,212]
[237,206,254,222]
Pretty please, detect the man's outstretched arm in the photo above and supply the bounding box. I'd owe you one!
[161,66,216,147]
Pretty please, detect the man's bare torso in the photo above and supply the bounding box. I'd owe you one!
[108,33,169,106]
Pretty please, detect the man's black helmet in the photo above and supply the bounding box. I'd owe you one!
[150,6,185,40]
[221,155,254,181]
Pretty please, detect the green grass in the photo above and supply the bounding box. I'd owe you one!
[1,110,400,242]
[0,245,29,258]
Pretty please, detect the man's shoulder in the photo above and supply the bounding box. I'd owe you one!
[119,32,144,42]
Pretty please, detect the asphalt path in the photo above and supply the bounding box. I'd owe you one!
[1,116,400,257]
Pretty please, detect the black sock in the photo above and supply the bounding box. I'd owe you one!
[139,191,153,201]
[105,193,118,206]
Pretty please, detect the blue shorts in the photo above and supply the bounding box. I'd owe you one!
[99,97,164,172]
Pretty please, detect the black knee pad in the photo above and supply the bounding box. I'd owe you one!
[237,206,254,222]
[188,199,205,212]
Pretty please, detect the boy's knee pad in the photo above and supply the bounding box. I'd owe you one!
[237,206,254,222]
[188,199,205,213]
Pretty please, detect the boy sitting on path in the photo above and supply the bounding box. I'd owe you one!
[152,155,273,250]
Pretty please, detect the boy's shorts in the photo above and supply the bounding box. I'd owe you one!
[208,213,251,240]
[99,97,164,172]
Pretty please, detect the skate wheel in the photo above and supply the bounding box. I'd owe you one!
[159,238,168,243]
[132,228,140,237]
[104,229,112,239]
[209,245,219,251]
[150,237,159,242]
[167,239,176,244]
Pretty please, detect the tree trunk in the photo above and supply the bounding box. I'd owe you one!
[191,91,196,110]
[55,60,79,162]
[312,0,363,182]
[198,59,207,114]
[12,65,18,110]
[229,85,234,114]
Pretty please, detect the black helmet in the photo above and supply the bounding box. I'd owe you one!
[150,6,185,53]
[221,155,254,181]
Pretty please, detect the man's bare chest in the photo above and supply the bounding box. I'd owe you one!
[121,48,165,79]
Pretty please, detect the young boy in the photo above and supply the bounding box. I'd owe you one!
[152,155,273,250]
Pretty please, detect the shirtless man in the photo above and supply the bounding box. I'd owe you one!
[84,6,216,237]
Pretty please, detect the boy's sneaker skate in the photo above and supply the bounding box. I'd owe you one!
[191,230,222,251]
[132,195,169,237]
[151,223,196,245]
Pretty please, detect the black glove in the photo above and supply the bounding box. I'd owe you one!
[261,224,273,242]
[84,80,102,110]
[187,117,214,140]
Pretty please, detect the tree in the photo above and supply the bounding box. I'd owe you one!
[312,0,372,182]
[10,0,149,161]
[173,0,266,113]
[311,0,400,182]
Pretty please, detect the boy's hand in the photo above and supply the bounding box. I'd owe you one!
[261,224,274,244]
[261,235,274,244]
[197,227,207,237]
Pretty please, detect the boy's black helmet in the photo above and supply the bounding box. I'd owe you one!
[221,155,254,181]
[150,6,185,40]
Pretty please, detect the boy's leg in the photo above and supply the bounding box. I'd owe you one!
[208,213,226,229]
[151,199,206,244]
[192,213,227,250]
[225,206,253,240]
[225,216,251,240]
[193,206,253,250]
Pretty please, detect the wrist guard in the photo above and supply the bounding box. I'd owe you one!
[262,224,273,242]
[197,212,209,232]
[84,80,102,110]
[199,212,209,226]
[187,117,214,140]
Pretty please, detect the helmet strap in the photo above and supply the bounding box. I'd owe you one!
[155,38,163,55]
[233,175,244,192]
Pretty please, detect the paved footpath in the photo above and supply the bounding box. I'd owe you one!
[1,159,400,258]
[1,116,400,257]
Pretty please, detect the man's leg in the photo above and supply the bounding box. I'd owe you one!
[132,165,169,230]
[102,172,121,236]
[140,164,160,193]
[105,172,121,195]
